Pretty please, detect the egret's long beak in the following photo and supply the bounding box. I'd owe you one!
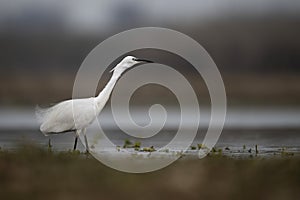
[110,58,154,73]
[134,58,154,63]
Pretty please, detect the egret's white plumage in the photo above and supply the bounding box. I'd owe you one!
[37,98,96,134]
[36,56,153,152]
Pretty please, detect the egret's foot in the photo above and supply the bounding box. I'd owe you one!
[84,149,90,155]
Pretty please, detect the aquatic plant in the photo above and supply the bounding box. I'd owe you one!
[197,144,207,149]
[123,139,133,148]
[190,146,196,150]
[123,139,142,150]
[218,148,222,154]
[207,147,223,157]
[280,147,294,157]
[133,141,141,149]
[142,146,156,152]
[211,147,217,153]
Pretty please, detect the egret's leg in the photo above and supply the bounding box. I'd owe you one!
[83,128,89,153]
[73,136,78,151]
[73,130,80,151]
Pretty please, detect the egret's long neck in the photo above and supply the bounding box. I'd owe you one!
[95,69,123,110]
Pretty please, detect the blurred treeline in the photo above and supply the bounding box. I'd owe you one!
[0,4,299,106]
[1,17,299,72]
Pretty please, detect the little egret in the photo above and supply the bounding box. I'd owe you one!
[36,56,153,152]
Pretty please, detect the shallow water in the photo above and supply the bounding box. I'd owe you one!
[0,107,300,158]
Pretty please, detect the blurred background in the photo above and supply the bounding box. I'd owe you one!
[0,0,300,107]
[0,0,300,150]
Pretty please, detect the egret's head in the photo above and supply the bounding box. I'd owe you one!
[110,55,153,73]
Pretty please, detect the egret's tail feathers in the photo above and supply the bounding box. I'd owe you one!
[35,105,47,123]
[36,105,52,135]
[35,105,54,124]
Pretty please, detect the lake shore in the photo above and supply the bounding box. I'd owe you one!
[0,146,300,200]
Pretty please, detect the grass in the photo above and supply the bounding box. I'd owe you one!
[0,145,300,200]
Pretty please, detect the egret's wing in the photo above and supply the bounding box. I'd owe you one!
[36,98,97,134]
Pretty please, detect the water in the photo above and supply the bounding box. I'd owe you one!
[0,107,300,157]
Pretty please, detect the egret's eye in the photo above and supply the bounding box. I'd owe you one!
[132,58,136,61]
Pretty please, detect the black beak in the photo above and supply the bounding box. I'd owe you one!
[134,58,154,63]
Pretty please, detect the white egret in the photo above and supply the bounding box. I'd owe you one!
[36,56,153,152]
